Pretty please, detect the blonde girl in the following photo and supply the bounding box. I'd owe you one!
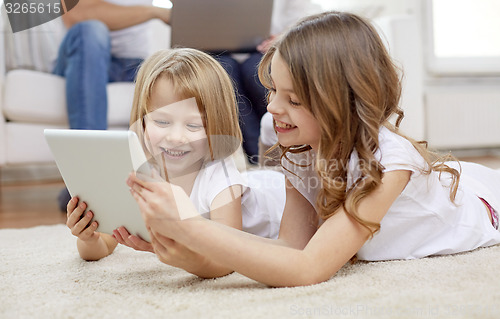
[67,49,284,276]
[127,12,500,287]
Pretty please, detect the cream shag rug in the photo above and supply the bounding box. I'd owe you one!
[1,224,499,319]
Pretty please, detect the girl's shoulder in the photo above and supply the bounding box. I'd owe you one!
[376,126,427,173]
[346,127,427,188]
[378,126,415,152]
[201,156,247,185]
[191,156,249,215]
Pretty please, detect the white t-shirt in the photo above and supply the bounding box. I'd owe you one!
[190,156,284,239]
[104,0,152,59]
[282,126,500,260]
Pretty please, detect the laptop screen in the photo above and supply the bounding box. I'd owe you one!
[170,0,274,53]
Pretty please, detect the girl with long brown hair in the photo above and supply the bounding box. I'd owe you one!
[128,12,500,287]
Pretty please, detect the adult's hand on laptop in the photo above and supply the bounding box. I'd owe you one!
[112,226,154,252]
[257,35,278,53]
[152,6,172,25]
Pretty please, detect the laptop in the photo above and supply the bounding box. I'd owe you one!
[44,129,151,241]
[170,0,274,53]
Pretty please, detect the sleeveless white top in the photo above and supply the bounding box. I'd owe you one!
[282,126,500,260]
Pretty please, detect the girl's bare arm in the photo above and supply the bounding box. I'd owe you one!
[77,233,118,261]
[130,170,410,287]
[150,185,244,278]
[67,198,118,261]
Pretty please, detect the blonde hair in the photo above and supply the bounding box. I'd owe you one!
[130,48,242,161]
[259,11,460,235]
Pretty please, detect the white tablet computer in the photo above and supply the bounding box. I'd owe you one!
[44,129,151,242]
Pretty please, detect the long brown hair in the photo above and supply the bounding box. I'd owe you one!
[259,11,460,235]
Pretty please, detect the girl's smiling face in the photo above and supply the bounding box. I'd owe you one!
[266,51,321,150]
[144,77,209,176]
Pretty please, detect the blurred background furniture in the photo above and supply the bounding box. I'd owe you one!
[0,20,170,168]
[2,0,500,175]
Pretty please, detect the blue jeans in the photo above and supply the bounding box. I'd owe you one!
[215,52,267,161]
[52,20,143,129]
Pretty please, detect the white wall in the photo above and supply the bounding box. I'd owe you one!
[313,0,418,18]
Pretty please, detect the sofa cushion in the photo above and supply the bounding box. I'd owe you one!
[5,122,128,164]
[6,122,63,163]
[4,70,66,124]
[3,69,135,127]
[106,82,135,127]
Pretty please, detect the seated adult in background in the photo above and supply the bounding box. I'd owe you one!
[56,0,171,211]
[55,0,170,129]
[214,0,321,163]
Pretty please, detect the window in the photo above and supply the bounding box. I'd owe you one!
[425,0,500,75]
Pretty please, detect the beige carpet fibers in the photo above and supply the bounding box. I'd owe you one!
[1,224,499,319]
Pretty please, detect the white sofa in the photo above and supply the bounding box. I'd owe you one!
[0,20,170,167]
[0,15,421,169]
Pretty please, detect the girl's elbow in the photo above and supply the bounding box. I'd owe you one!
[275,259,336,287]
[271,273,330,288]
[296,271,333,287]
[195,269,234,279]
